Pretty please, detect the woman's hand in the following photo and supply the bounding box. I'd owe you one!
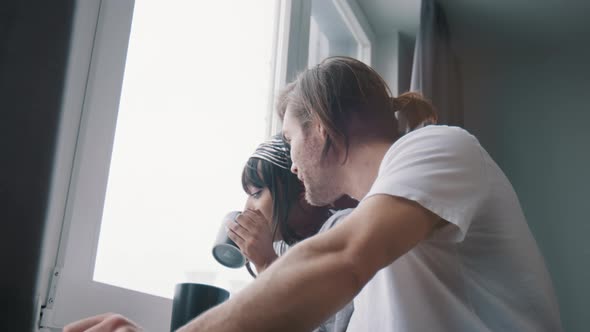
[227,209,278,273]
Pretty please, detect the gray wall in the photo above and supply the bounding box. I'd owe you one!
[459,38,590,332]
[373,31,400,95]
[397,33,414,94]
[372,31,415,97]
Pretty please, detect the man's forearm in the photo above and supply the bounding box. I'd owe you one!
[179,233,363,332]
[253,254,277,275]
[180,195,440,331]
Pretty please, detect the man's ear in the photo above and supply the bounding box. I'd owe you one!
[317,122,327,139]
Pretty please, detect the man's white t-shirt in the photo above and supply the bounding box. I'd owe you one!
[346,126,562,332]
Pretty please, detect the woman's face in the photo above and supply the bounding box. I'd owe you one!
[243,184,313,242]
[242,164,329,242]
[243,185,274,226]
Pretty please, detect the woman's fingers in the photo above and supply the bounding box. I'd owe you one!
[236,212,258,232]
[239,209,268,231]
[228,213,250,235]
[228,210,277,267]
[246,208,266,219]
[227,224,246,248]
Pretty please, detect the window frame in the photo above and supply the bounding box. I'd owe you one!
[308,0,374,66]
[331,0,373,63]
[38,1,176,330]
[37,0,374,330]
[270,0,374,133]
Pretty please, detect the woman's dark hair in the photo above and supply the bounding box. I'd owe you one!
[241,157,305,248]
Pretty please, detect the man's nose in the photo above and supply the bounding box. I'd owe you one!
[291,163,298,175]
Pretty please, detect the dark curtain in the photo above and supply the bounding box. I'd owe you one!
[411,0,463,127]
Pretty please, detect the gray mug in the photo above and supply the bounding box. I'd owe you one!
[212,211,247,268]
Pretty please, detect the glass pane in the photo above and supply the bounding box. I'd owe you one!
[309,0,359,66]
[93,0,278,299]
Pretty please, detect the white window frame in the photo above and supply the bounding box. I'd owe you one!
[270,0,374,133]
[307,0,373,66]
[38,1,175,330]
[331,0,373,64]
[269,0,312,134]
[36,0,374,331]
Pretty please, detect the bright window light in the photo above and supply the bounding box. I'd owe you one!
[93,0,278,299]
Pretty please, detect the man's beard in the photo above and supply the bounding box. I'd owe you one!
[303,178,340,207]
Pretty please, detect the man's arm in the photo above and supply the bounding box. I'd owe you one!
[180,194,443,332]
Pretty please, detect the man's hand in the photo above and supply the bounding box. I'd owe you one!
[180,194,442,332]
[63,313,143,332]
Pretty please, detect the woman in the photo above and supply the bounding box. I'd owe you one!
[227,134,356,332]
[229,135,354,275]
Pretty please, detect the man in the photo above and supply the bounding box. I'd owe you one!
[66,57,562,331]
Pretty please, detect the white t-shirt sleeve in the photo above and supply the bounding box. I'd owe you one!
[364,126,488,242]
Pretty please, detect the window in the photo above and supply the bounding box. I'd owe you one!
[39,0,373,330]
[92,0,278,300]
[308,0,373,66]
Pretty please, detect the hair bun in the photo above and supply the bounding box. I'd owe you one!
[394,91,438,134]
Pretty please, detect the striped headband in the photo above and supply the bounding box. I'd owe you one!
[250,134,292,170]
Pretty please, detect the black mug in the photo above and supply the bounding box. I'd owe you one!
[170,283,230,331]
[212,211,247,268]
